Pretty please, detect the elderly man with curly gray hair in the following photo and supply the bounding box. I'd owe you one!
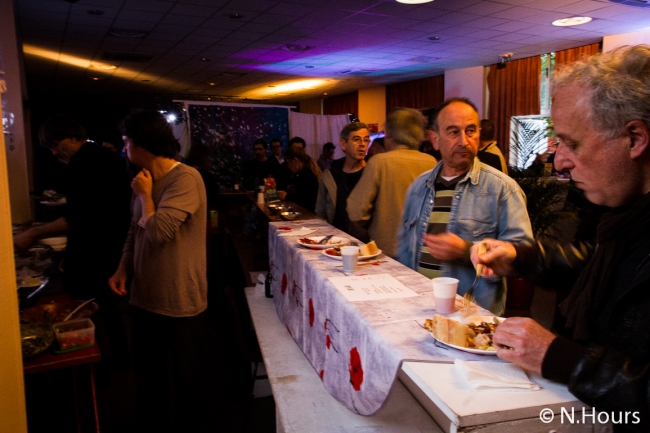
[347,108,438,258]
[472,45,650,431]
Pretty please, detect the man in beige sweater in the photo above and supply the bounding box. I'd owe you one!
[347,108,437,257]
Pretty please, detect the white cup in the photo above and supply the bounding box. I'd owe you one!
[257,192,265,204]
[340,246,359,272]
[432,277,459,314]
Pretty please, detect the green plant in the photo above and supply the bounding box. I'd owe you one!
[509,117,579,240]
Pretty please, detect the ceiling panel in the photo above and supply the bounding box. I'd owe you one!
[15,0,650,105]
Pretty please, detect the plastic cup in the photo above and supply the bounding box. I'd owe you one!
[432,277,459,314]
[341,246,359,272]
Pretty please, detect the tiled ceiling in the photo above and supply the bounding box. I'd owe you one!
[14,0,650,104]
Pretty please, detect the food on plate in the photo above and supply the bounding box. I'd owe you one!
[424,314,500,350]
[359,240,379,256]
[299,237,319,244]
[325,247,342,256]
[21,323,55,358]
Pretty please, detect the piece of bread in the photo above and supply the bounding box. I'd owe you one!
[429,314,473,347]
[359,240,379,256]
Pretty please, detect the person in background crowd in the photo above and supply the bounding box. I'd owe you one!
[365,136,386,161]
[101,131,125,156]
[279,146,320,212]
[347,108,437,258]
[316,123,369,241]
[397,98,532,315]
[289,136,306,151]
[109,110,208,433]
[267,137,285,173]
[317,142,336,172]
[243,138,272,191]
[185,143,219,213]
[470,45,650,432]
[478,119,508,174]
[14,114,132,367]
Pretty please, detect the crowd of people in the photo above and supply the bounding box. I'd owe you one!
[14,44,650,431]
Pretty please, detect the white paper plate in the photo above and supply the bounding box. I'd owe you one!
[322,247,382,261]
[297,236,349,250]
[430,315,505,355]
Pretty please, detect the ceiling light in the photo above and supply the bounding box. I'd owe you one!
[281,44,310,52]
[200,57,211,62]
[229,13,243,19]
[552,16,592,26]
[208,82,216,86]
[396,0,434,4]
[92,77,100,81]
[428,36,440,41]
[87,10,104,15]
[109,28,148,38]
[90,62,116,70]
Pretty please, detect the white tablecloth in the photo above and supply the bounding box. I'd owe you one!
[269,220,500,415]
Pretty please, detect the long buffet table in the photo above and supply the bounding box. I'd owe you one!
[263,218,612,432]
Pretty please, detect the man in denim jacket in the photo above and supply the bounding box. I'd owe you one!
[396,98,533,315]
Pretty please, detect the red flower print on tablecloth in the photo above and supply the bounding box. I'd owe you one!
[309,298,315,327]
[349,347,363,391]
[326,334,331,349]
[281,273,287,294]
[320,370,324,381]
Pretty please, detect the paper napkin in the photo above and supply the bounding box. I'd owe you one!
[454,359,541,392]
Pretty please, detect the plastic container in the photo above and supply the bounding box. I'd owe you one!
[53,318,95,351]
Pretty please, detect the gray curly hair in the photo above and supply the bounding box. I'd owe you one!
[552,44,650,139]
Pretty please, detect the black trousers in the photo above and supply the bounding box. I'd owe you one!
[131,307,206,433]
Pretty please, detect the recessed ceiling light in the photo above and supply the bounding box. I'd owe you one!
[207,82,216,86]
[281,44,310,52]
[91,77,100,81]
[90,62,116,70]
[200,57,211,62]
[87,9,104,15]
[229,13,244,19]
[396,0,434,4]
[552,16,592,26]
[109,28,148,38]
[428,36,440,41]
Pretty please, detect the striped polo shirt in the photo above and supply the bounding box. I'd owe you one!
[418,173,464,279]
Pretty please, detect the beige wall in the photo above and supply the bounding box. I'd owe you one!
[0,87,28,433]
[444,66,485,118]
[0,0,29,430]
[603,29,650,52]
[358,86,386,130]
[299,98,322,115]
[1,0,31,224]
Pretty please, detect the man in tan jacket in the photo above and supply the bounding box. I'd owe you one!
[347,108,437,257]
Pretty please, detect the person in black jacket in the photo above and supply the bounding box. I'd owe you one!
[470,45,650,432]
[278,146,320,212]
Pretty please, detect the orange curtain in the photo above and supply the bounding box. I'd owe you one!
[486,56,540,165]
[555,42,601,69]
[386,75,444,113]
[323,91,358,116]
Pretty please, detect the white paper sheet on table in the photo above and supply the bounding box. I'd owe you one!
[328,274,419,302]
[278,227,316,237]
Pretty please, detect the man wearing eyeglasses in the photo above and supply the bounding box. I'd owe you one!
[316,123,370,241]
[347,108,438,258]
